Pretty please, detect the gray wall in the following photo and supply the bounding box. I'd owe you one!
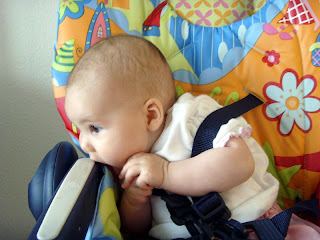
[0,1,82,239]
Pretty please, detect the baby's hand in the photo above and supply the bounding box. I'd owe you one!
[122,182,153,205]
[119,153,168,190]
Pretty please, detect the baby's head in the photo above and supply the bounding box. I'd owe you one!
[65,35,176,171]
[67,35,176,111]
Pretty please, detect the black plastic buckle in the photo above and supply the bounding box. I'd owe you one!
[161,194,195,226]
[192,192,231,223]
[163,194,192,209]
[224,219,249,240]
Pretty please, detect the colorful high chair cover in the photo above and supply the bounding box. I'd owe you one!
[51,0,320,238]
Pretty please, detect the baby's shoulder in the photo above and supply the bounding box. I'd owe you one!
[167,93,222,129]
[174,93,222,111]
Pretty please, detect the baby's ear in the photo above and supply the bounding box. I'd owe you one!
[144,98,164,132]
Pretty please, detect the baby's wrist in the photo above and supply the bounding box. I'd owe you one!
[123,188,151,205]
[160,160,170,190]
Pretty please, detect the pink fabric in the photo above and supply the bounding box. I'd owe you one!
[218,125,252,148]
[248,202,320,239]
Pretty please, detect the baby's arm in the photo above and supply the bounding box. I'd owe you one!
[163,136,254,196]
[119,154,169,234]
[120,137,254,197]
[119,180,153,234]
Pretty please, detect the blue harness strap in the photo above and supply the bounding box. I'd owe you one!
[155,94,262,239]
[191,93,263,157]
[244,198,319,240]
[154,93,319,240]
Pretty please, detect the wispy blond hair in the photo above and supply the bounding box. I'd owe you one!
[67,35,176,111]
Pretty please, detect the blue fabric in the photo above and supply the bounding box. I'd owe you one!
[28,141,78,220]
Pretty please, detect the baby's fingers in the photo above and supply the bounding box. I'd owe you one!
[135,177,153,190]
[119,156,140,179]
[120,167,141,189]
[119,160,134,180]
[118,168,126,180]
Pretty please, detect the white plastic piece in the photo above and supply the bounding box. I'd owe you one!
[37,158,95,240]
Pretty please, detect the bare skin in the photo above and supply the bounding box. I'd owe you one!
[119,137,254,233]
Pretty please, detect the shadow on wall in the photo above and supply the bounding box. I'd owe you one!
[0,1,81,239]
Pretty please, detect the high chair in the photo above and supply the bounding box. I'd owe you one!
[28,0,320,239]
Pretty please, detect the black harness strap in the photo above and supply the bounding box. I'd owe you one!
[153,94,319,240]
[191,93,263,157]
[154,94,262,240]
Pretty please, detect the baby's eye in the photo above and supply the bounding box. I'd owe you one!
[90,125,102,133]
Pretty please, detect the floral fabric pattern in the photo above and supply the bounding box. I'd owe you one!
[52,0,320,217]
[171,0,266,27]
[262,50,280,67]
[263,69,320,136]
[59,0,90,22]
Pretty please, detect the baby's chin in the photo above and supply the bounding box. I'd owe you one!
[88,156,100,163]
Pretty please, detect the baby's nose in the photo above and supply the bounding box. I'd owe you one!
[79,134,94,154]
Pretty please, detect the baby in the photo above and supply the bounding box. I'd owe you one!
[65,35,279,239]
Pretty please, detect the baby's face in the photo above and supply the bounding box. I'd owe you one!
[65,76,149,173]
